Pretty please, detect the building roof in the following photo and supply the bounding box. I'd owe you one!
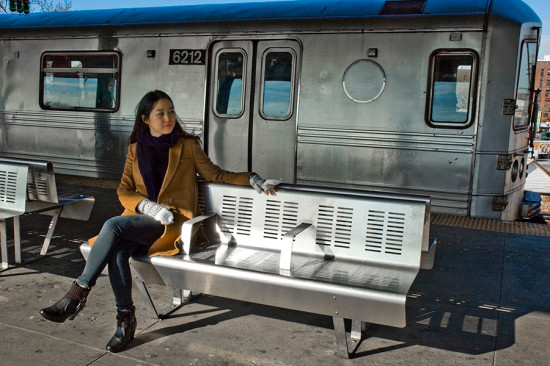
[0,0,541,30]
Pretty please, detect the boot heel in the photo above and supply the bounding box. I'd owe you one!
[68,302,85,321]
[106,306,137,353]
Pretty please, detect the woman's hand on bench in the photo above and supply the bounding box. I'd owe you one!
[249,173,281,195]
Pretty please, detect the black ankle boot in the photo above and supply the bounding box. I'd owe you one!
[106,306,137,353]
[39,282,90,323]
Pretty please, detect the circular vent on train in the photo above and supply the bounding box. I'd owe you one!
[342,59,386,103]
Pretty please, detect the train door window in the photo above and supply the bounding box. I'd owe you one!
[514,42,538,130]
[427,51,477,127]
[40,51,120,112]
[260,50,295,120]
[215,51,245,117]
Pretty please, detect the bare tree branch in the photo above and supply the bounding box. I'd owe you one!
[34,0,72,12]
[0,0,72,13]
[0,1,8,13]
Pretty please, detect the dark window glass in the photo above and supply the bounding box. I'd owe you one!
[215,51,244,117]
[514,42,537,129]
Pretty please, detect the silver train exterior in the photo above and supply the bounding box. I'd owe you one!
[0,0,542,220]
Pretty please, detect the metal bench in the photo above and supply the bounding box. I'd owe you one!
[80,182,436,358]
[0,159,95,269]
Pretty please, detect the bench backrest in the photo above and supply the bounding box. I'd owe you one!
[199,183,430,268]
[0,158,58,203]
[0,163,29,217]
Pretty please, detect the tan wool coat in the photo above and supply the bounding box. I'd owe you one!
[88,137,251,257]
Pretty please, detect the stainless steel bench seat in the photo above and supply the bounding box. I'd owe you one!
[81,182,435,358]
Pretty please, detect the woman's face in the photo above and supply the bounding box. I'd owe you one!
[143,98,176,137]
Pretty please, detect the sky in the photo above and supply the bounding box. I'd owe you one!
[55,0,550,58]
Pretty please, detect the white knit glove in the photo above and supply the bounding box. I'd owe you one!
[137,199,174,225]
[249,173,281,195]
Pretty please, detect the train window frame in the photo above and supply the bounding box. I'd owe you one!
[259,48,296,121]
[213,49,247,119]
[39,51,121,112]
[426,49,478,129]
[513,41,538,130]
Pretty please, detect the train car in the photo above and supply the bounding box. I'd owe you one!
[0,0,542,220]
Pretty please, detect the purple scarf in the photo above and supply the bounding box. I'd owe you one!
[137,130,180,202]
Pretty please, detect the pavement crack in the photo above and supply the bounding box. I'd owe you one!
[0,321,161,366]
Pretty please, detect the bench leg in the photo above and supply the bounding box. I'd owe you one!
[351,320,367,341]
[1,220,8,269]
[173,287,184,306]
[13,216,21,264]
[173,288,197,307]
[174,289,199,304]
[134,278,195,320]
[39,207,62,256]
[158,288,199,319]
[332,316,350,359]
[134,278,160,319]
[156,287,188,319]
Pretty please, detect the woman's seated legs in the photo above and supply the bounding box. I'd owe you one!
[77,215,164,292]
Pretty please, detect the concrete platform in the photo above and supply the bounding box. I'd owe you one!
[1,184,549,365]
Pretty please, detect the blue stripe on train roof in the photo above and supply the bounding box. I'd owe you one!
[0,0,540,29]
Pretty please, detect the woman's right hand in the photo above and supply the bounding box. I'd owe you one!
[137,199,174,225]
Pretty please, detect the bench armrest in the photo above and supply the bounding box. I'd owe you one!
[181,212,218,255]
[280,223,315,271]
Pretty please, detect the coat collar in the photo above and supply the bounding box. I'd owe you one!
[158,138,185,198]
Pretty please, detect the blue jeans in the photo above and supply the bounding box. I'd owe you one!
[77,215,165,311]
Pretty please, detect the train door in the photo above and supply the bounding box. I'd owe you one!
[207,40,301,182]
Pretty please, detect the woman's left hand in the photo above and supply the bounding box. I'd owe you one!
[249,173,281,195]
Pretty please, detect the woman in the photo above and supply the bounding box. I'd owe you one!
[39,90,279,352]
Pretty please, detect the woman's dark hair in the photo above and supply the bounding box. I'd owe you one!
[129,90,195,144]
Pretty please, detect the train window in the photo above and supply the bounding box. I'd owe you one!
[343,59,386,103]
[260,50,295,120]
[215,51,245,117]
[40,51,120,112]
[427,51,477,127]
[514,42,538,129]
